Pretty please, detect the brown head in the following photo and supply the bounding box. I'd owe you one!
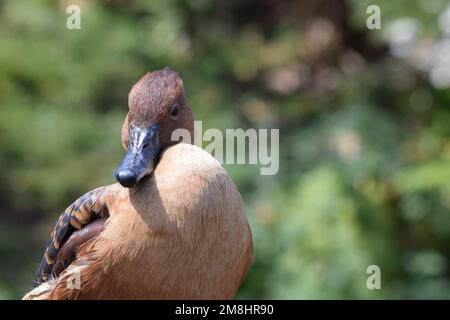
[114,68,194,188]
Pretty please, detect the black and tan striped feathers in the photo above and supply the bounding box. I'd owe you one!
[34,187,109,286]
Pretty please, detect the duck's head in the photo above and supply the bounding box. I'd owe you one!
[114,68,194,188]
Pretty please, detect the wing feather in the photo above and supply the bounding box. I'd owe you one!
[34,187,108,286]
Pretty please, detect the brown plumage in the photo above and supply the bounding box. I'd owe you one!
[24,68,253,300]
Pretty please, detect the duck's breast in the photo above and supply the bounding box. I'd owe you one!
[101,143,252,299]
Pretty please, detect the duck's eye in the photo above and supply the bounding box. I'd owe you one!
[170,103,179,120]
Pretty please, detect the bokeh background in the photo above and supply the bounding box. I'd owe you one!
[1,0,449,299]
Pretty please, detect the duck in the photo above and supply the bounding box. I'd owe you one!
[23,68,253,299]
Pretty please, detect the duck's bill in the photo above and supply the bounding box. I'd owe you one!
[113,123,160,188]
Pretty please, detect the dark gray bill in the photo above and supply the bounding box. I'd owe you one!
[113,123,160,188]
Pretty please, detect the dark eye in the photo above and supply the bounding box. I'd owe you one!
[170,103,179,120]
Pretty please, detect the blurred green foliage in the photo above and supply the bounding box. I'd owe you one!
[0,0,449,299]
